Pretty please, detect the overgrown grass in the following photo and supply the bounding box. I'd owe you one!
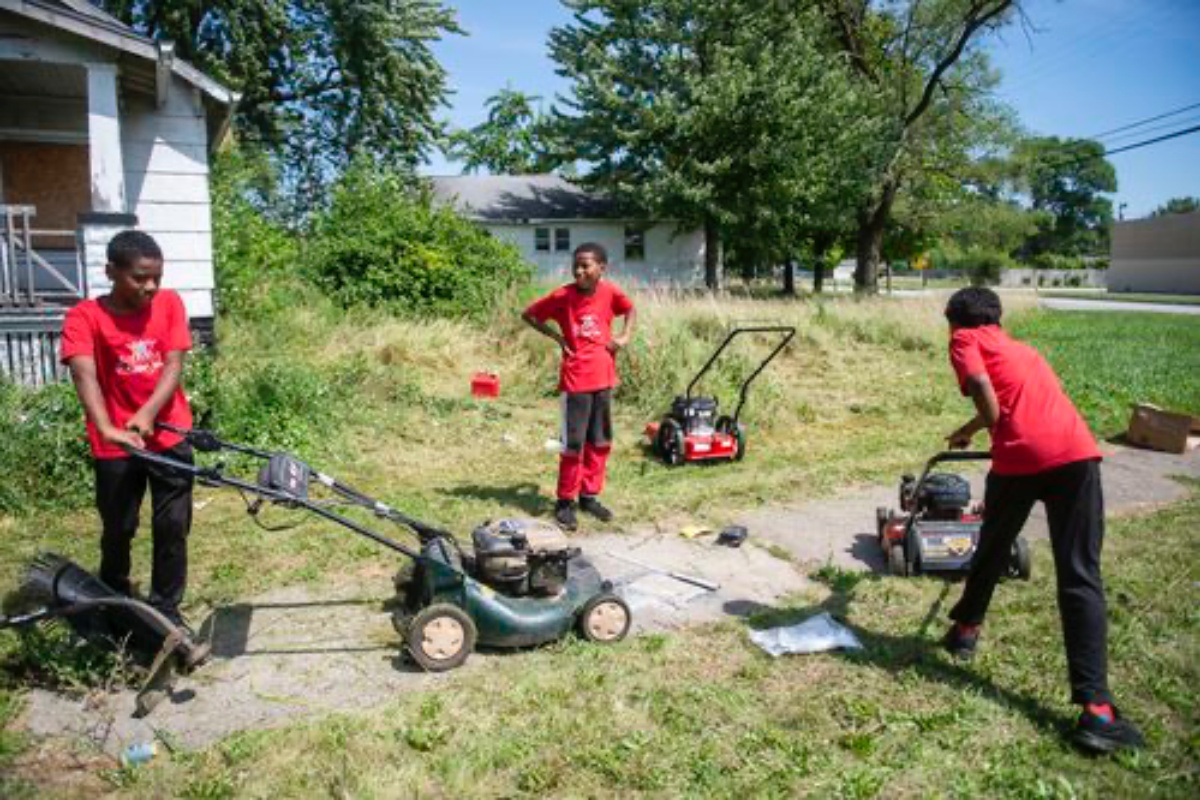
[36,484,1194,798]
[1,293,1196,795]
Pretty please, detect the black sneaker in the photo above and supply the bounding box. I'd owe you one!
[1073,706,1145,754]
[554,499,578,531]
[941,623,979,660]
[579,495,614,523]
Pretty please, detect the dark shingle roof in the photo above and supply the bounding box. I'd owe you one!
[429,174,622,222]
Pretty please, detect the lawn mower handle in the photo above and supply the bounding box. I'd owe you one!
[684,325,796,423]
[124,429,456,562]
[903,450,990,509]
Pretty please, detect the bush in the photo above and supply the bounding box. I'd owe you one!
[304,164,532,319]
[211,150,311,321]
[0,380,91,515]
[960,249,1012,287]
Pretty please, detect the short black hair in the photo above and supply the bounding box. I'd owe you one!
[107,230,163,270]
[574,242,608,264]
[945,287,1002,328]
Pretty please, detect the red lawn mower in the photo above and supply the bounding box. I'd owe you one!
[645,325,795,466]
[876,450,1031,580]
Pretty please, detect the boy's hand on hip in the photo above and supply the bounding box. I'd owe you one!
[606,336,627,353]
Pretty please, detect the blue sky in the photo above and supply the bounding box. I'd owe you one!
[426,0,1200,219]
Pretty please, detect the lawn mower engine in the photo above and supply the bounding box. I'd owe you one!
[877,451,1031,580]
[647,395,744,465]
[470,518,581,597]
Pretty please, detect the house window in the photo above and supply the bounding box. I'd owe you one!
[535,227,550,252]
[555,227,571,252]
[624,226,646,261]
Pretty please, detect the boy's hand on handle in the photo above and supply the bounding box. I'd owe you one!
[126,411,155,439]
[946,425,974,450]
[102,424,145,450]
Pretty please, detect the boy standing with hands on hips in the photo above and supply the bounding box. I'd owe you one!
[523,243,636,531]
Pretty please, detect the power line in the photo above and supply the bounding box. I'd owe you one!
[1089,100,1200,141]
[1103,123,1200,157]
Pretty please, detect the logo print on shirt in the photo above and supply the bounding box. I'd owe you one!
[575,314,602,342]
[118,339,163,376]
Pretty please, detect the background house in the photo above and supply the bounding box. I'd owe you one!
[0,0,235,385]
[1109,211,1200,295]
[430,174,709,287]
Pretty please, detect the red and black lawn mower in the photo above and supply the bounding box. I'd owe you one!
[876,450,1031,580]
[645,325,795,466]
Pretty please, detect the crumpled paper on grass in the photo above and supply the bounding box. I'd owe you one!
[748,612,863,656]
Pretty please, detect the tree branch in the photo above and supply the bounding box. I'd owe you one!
[904,0,1014,128]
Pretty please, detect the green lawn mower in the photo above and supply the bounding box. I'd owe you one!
[131,424,632,671]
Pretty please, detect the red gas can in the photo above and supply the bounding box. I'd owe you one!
[471,372,500,398]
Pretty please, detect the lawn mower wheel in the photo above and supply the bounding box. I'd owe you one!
[405,603,477,672]
[577,593,632,643]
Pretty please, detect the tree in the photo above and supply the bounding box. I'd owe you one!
[818,0,1021,292]
[1150,196,1200,217]
[1014,136,1116,258]
[548,0,878,290]
[446,88,562,174]
[96,1,462,199]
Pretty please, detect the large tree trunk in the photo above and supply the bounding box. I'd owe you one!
[854,178,898,294]
[782,259,796,295]
[704,217,720,290]
[813,262,825,293]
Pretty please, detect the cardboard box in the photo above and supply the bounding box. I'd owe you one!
[1126,404,1200,454]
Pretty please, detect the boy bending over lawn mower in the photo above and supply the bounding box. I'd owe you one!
[522,242,636,531]
[941,287,1143,755]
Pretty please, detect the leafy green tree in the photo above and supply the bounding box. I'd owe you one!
[96,1,462,195]
[549,0,878,290]
[1150,196,1200,217]
[446,88,562,174]
[818,0,1021,292]
[1014,136,1116,257]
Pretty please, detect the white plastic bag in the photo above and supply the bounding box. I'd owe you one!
[748,612,863,657]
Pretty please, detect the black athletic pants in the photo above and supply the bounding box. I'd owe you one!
[94,442,194,618]
[949,458,1111,704]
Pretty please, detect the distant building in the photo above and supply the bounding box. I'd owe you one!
[1109,211,1200,294]
[429,174,710,287]
[1,0,236,384]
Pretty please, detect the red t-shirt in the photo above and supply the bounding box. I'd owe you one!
[524,281,634,393]
[949,325,1100,476]
[60,290,194,459]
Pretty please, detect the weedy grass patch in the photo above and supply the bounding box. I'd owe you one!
[1,293,1196,797]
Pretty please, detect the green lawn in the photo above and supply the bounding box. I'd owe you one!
[1,296,1197,797]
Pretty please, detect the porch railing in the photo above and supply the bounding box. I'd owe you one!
[1,204,86,307]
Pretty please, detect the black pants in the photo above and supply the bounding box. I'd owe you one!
[949,458,1111,704]
[94,442,194,617]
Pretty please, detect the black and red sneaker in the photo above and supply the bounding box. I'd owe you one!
[941,623,980,660]
[1073,705,1145,755]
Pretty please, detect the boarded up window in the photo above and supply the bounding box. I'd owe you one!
[0,143,89,249]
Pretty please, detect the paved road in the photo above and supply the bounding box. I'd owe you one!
[1039,297,1200,315]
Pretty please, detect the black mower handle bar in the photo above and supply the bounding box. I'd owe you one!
[123,428,458,561]
[685,325,796,423]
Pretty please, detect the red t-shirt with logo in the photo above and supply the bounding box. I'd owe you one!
[949,325,1100,476]
[524,281,634,393]
[60,290,194,459]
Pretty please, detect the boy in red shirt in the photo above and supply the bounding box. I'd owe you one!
[60,230,197,629]
[941,287,1142,754]
[522,243,636,531]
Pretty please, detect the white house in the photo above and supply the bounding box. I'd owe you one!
[1,0,236,383]
[429,174,709,287]
[1109,211,1200,295]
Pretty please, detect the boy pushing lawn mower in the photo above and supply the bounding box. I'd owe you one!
[59,231,204,642]
[940,287,1142,755]
[522,243,636,531]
